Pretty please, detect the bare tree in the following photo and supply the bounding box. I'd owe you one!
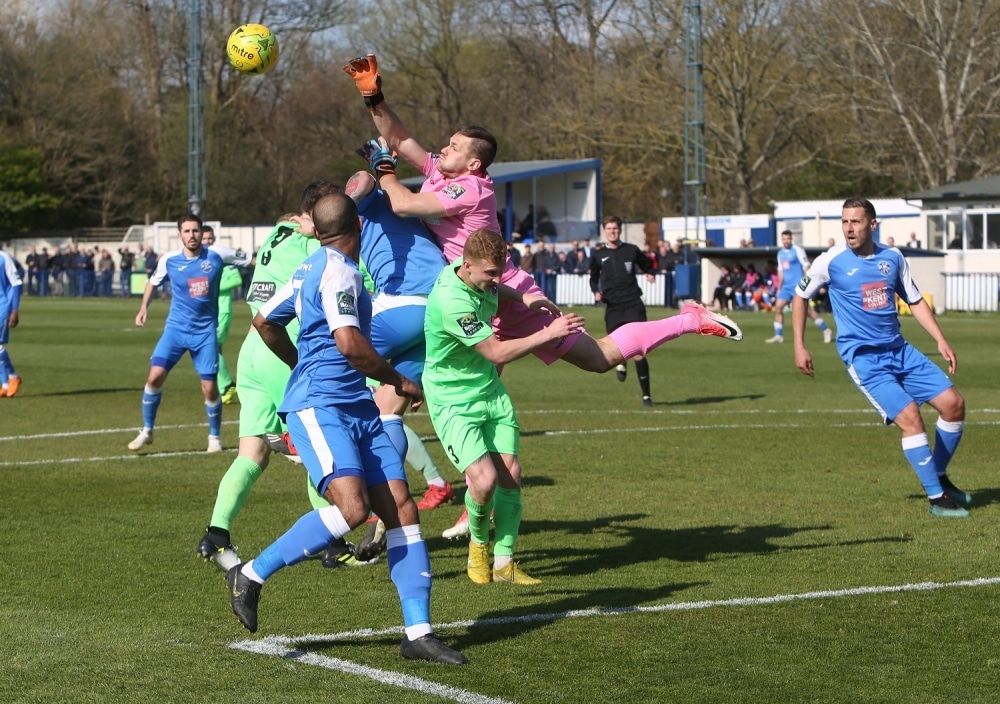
[697,0,829,213]
[805,0,1000,188]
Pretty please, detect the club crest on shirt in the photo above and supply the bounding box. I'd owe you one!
[624,261,633,274]
[457,312,484,337]
[200,260,213,272]
[878,260,891,276]
[337,291,357,316]
[442,184,466,200]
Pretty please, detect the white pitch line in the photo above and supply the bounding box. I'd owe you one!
[0,420,239,443]
[4,408,999,444]
[0,422,899,468]
[0,449,235,467]
[4,418,1000,468]
[230,641,513,704]
[230,576,1000,702]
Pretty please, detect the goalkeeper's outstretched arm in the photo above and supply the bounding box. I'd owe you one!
[369,102,426,171]
[343,53,427,169]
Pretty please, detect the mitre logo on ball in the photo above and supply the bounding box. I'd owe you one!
[227,24,279,75]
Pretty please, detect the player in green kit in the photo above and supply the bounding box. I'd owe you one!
[423,229,584,584]
[196,182,346,570]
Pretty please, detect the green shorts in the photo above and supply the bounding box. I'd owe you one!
[428,384,519,472]
[236,329,292,438]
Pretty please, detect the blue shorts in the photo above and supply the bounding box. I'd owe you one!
[370,294,427,385]
[845,342,952,424]
[151,327,218,379]
[285,404,405,496]
[777,284,798,303]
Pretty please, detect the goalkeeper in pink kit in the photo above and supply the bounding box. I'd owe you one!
[344,54,743,368]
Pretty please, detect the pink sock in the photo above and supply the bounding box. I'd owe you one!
[608,313,697,358]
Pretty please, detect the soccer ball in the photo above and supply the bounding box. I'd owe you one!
[226,24,279,75]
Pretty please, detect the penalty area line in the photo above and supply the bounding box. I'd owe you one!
[230,576,1000,701]
[229,640,513,704]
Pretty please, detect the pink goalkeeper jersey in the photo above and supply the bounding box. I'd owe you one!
[420,153,498,264]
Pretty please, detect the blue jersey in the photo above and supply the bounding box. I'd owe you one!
[777,244,810,289]
[0,251,23,310]
[795,243,922,364]
[261,246,374,412]
[358,188,446,295]
[150,245,251,336]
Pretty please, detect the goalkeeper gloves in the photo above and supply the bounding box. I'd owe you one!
[357,137,397,178]
[343,54,384,108]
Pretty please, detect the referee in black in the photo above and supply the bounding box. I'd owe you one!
[589,215,657,406]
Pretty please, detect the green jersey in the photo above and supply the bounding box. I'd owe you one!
[245,222,320,337]
[423,258,502,406]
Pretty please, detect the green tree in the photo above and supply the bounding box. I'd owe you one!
[0,147,61,231]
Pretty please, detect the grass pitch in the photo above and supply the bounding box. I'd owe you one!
[2,298,999,703]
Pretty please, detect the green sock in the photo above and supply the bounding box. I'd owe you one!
[492,487,523,558]
[210,456,263,530]
[465,490,495,546]
[403,424,442,483]
[306,473,329,510]
[217,353,233,389]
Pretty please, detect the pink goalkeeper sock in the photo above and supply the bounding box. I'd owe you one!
[608,312,698,358]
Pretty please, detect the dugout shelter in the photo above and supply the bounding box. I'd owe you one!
[401,158,602,243]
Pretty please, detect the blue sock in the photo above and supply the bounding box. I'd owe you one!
[813,317,829,332]
[933,419,964,475]
[252,506,349,580]
[381,414,408,462]
[141,385,162,429]
[0,346,10,384]
[206,398,222,437]
[774,322,783,337]
[902,433,942,497]
[387,525,431,633]
[0,345,14,380]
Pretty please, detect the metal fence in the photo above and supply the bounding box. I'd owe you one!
[942,272,1000,312]
[555,274,669,306]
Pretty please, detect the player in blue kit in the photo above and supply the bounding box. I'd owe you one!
[351,170,454,503]
[129,214,252,453]
[793,198,969,518]
[0,249,23,397]
[342,171,454,557]
[766,229,832,344]
[225,191,466,665]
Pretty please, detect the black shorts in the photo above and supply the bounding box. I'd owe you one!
[605,299,647,333]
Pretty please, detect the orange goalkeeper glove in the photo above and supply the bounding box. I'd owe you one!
[343,53,384,108]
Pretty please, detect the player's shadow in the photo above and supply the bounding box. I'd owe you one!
[448,582,707,651]
[906,486,1000,510]
[428,514,909,580]
[31,387,135,397]
[513,475,555,488]
[663,393,765,406]
[306,581,705,656]
[516,515,910,575]
[420,515,911,651]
